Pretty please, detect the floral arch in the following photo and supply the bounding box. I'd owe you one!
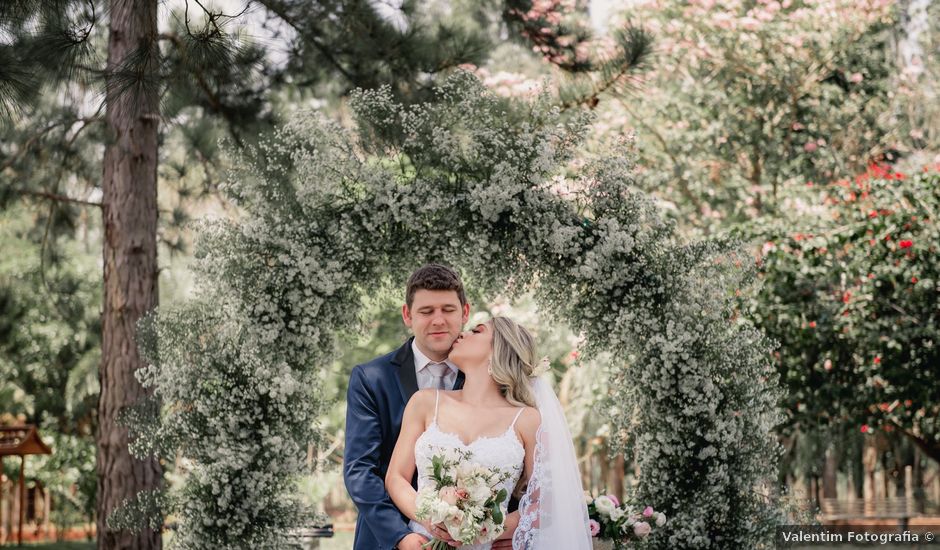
[129,73,783,549]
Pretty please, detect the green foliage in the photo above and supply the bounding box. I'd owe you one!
[0,205,99,533]
[596,0,899,233]
[743,167,940,453]
[0,205,100,429]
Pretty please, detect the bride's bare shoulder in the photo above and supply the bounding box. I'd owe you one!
[515,406,542,438]
[405,389,438,415]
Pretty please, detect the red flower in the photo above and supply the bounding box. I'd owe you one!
[842,291,852,303]
[899,240,913,249]
[873,356,881,364]
[860,425,870,433]
[912,276,919,284]
[809,321,817,328]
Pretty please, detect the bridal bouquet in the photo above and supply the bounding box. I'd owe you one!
[415,448,512,549]
[587,495,666,549]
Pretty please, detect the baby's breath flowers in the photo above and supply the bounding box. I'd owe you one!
[126,72,782,548]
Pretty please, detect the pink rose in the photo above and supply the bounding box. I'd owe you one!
[634,521,652,537]
[804,142,818,153]
[439,487,459,505]
[607,494,620,507]
[850,72,864,83]
[643,506,654,517]
[589,519,601,537]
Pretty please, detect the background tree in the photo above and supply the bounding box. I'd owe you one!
[0,203,100,537]
[743,164,940,464]
[587,0,899,235]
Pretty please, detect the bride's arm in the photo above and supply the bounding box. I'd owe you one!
[493,407,541,547]
[385,390,433,522]
[518,407,541,483]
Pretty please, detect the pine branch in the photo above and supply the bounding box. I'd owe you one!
[255,0,357,83]
[1,116,102,172]
[557,25,654,110]
[12,188,103,208]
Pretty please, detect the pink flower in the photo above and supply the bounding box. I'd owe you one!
[643,506,655,517]
[607,494,620,507]
[850,72,864,83]
[634,521,652,537]
[439,487,459,505]
[804,142,818,153]
[589,519,601,537]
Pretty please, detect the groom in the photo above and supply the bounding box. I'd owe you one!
[343,264,518,550]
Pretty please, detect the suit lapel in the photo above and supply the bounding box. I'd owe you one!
[393,337,418,404]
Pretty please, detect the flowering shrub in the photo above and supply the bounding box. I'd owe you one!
[587,494,666,548]
[594,0,898,231]
[743,165,940,461]
[125,72,782,548]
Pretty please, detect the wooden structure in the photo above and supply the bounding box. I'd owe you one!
[820,496,937,530]
[0,425,51,546]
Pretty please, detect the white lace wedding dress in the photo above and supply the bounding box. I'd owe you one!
[409,390,526,550]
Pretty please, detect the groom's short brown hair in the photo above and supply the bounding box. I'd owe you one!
[405,264,467,307]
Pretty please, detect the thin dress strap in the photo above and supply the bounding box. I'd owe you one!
[509,407,525,429]
[433,389,441,423]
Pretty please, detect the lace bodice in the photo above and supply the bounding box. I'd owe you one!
[409,390,526,550]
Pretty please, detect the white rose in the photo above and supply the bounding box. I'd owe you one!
[594,496,615,517]
[609,507,625,522]
[655,512,667,527]
[470,482,491,503]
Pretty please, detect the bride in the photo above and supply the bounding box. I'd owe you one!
[386,316,592,549]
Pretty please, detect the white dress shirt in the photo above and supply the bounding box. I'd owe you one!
[412,339,458,390]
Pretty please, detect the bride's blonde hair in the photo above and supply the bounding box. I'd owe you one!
[489,317,537,408]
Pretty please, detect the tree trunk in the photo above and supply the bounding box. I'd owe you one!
[97,1,162,549]
[822,445,838,499]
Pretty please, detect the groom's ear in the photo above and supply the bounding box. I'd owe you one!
[461,302,470,324]
[402,303,414,329]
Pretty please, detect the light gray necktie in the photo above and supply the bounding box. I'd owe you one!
[426,362,449,390]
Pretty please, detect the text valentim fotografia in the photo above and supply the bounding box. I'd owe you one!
[780,530,925,544]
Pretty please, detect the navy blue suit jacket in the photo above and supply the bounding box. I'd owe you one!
[343,338,465,550]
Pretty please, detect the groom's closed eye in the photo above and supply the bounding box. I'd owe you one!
[418,307,457,314]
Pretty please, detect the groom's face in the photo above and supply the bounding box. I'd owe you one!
[402,289,470,361]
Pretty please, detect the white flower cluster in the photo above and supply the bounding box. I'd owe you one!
[131,72,783,548]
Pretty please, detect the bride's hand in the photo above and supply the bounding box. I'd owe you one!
[423,521,460,547]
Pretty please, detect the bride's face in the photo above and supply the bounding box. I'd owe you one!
[448,322,492,369]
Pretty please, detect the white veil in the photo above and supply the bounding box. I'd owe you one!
[512,376,593,549]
